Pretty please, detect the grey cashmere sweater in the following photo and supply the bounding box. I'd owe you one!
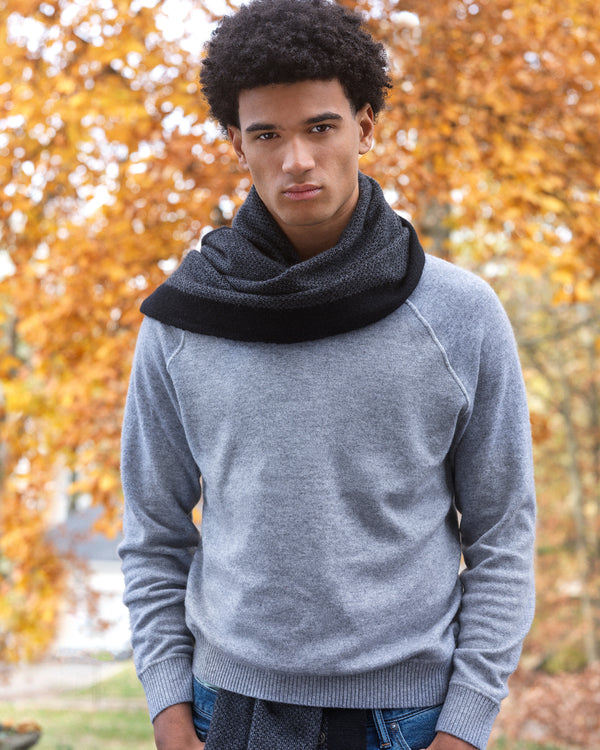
[119,253,536,750]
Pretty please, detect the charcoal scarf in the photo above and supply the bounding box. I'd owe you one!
[141,172,425,343]
[204,689,368,750]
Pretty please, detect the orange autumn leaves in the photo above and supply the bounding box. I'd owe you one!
[1,0,599,662]
[0,0,244,661]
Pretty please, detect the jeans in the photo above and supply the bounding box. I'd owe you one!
[192,677,443,749]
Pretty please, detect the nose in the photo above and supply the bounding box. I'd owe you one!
[282,136,315,175]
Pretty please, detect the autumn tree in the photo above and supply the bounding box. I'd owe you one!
[1,0,599,664]
[0,0,245,661]
[360,0,599,287]
[505,275,600,669]
[355,0,600,666]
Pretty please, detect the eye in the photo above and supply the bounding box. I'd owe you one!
[311,123,333,134]
[256,132,278,141]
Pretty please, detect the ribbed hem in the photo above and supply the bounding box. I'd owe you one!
[193,637,452,709]
[139,656,194,722]
[435,683,499,750]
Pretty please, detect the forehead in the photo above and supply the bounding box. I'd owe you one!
[237,79,354,128]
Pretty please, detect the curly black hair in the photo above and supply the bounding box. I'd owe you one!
[200,0,392,130]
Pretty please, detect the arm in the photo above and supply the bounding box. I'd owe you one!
[435,290,536,749]
[119,318,202,722]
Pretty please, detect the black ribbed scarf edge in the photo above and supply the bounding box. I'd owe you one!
[140,222,424,344]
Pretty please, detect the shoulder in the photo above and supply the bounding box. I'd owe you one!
[407,254,521,394]
[410,253,511,335]
[133,316,186,369]
[415,253,501,305]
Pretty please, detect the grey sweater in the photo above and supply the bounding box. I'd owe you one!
[119,253,536,750]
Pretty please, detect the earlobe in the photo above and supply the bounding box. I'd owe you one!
[359,135,373,156]
[228,126,249,169]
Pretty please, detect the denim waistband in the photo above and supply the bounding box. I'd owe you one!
[194,678,440,750]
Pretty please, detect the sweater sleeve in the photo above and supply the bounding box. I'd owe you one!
[434,284,536,749]
[119,317,202,721]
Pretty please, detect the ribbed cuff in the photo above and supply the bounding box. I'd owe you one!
[140,656,194,722]
[435,683,499,750]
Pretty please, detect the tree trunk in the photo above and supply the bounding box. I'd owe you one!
[558,366,598,664]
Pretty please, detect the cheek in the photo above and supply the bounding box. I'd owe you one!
[247,149,275,175]
[246,161,270,188]
[328,143,358,171]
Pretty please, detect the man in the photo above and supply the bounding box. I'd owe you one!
[119,1,536,749]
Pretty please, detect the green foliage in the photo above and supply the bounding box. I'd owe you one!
[491,739,566,750]
[541,644,589,675]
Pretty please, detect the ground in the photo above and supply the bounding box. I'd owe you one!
[1,659,599,749]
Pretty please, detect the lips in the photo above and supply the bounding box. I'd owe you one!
[283,184,321,201]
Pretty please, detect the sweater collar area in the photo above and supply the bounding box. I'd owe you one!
[140,173,425,343]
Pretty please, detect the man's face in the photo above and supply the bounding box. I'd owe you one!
[228,79,374,258]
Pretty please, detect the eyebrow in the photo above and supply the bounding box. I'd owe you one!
[244,111,343,133]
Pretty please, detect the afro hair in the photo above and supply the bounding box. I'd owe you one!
[200,0,392,130]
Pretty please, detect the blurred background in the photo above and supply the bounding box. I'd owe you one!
[0,0,598,748]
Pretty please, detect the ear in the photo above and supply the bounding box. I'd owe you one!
[228,126,249,170]
[356,104,375,155]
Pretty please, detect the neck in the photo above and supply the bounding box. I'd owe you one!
[284,225,346,261]
[274,181,361,261]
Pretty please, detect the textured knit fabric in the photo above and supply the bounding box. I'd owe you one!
[119,248,536,750]
[140,172,425,342]
[203,692,368,750]
[203,690,323,750]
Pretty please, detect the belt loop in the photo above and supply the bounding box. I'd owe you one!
[372,709,392,749]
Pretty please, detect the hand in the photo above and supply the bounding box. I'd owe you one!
[153,703,206,750]
[419,731,478,750]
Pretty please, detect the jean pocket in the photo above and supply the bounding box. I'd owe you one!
[192,678,218,741]
[390,704,443,750]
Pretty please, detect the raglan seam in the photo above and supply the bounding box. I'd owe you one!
[405,299,471,416]
[166,326,187,372]
[159,324,193,436]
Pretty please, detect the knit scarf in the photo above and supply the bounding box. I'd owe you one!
[204,689,368,750]
[141,172,425,343]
